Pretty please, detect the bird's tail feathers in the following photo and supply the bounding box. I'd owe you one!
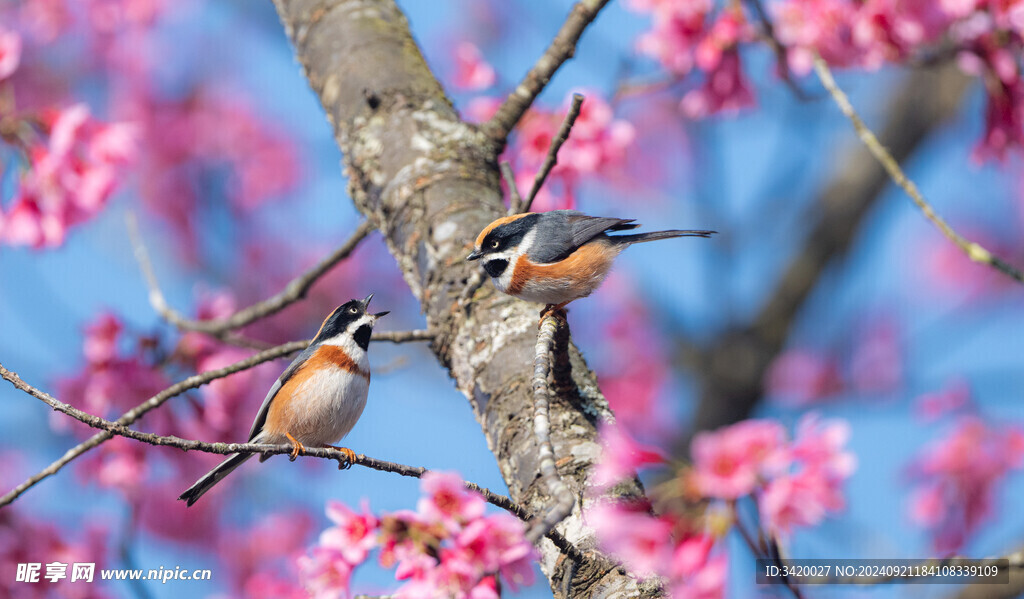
[612,229,716,245]
[178,452,253,507]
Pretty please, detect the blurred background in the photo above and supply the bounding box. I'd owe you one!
[2,0,1024,597]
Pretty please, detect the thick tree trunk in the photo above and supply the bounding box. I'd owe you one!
[272,1,658,596]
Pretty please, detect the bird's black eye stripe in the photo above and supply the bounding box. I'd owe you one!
[480,213,540,254]
[353,324,372,351]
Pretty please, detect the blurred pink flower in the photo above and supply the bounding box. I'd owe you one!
[587,502,674,578]
[765,349,843,406]
[222,511,314,593]
[670,542,727,599]
[915,380,972,422]
[847,319,903,395]
[418,471,486,532]
[452,42,495,91]
[908,416,1024,552]
[592,422,667,489]
[691,420,786,499]
[790,414,857,478]
[0,27,21,80]
[3,104,137,249]
[299,546,354,599]
[680,50,755,119]
[630,0,712,75]
[321,500,379,565]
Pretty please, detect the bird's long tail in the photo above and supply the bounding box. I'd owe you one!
[612,229,716,245]
[178,453,253,507]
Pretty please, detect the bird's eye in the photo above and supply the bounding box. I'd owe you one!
[349,306,358,314]
[490,240,500,249]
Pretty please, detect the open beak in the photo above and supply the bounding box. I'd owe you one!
[361,294,389,319]
[467,249,482,261]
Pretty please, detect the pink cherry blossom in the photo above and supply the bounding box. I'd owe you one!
[790,414,857,479]
[907,416,1024,552]
[670,542,727,599]
[586,502,674,577]
[452,42,495,90]
[0,27,21,80]
[417,471,486,531]
[915,380,972,422]
[3,104,137,248]
[592,422,667,489]
[298,547,354,599]
[691,420,786,499]
[847,319,903,395]
[765,349,843,406]
[321,500,379,565]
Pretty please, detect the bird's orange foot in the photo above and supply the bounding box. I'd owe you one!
[538,303,569,327]
[326,445,357,470]
[285,432,306,462]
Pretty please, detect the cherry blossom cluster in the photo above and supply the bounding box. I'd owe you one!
[587,415,854,596]
[454,42,636,211]
[298,472,537,599]
[0,102,136,248]
[907,382,1024,553]
[626,0,1024,157]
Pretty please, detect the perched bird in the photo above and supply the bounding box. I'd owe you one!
[178,295,388,506]
[467,210,714,318]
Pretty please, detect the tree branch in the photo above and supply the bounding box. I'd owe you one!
[271,1,658,595]
[812,56,1024,284]
[483,0,611,145]
[0,340,308,508]
[0,361,588,564]
[526,315,577,543]
[522,93,584,213]
[685,61,971,439]
[128,213,376,337]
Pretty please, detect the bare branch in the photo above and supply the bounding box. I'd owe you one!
[483,0,611,144]
[127,213,377,336]
[370,329,433,343]
[745,0,811,100]
[501,161,525,215]
[523,93,585,213]
[525,315,576,543]
[0,361,586,563]
[812,56,1024,284]
[0,340,308,508]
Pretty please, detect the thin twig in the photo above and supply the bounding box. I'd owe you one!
[525,315,576,543]
[0,341,308,508]
[745,0,811,100]
[812,56,1024,284]
[0,363,586,563]
[127,213,377,336]
[501,161,524,215]
[523,94,585,213]
[370,329,433,343]
[483,0,611,144]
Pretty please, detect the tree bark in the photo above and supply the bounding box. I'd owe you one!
[272,1,657,596]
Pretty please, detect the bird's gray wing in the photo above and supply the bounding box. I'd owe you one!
[246,345,314,441]
[529,211,639,263]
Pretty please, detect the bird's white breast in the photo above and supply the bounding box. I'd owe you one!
[290,367,369,447]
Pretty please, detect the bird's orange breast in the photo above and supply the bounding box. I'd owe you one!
[263,345,369,435]
[509,240,619,296]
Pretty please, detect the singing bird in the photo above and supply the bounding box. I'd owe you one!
[467,210,714,318]
[178,295,388,506]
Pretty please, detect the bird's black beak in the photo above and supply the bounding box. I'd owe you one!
[467,250,482,261]
[361,293,374,309]
[372,310,390,318]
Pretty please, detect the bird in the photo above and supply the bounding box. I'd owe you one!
[178,295,389,506]
[467,210,714,320]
